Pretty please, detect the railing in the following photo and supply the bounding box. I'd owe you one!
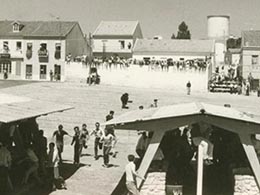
[38,49,49,62]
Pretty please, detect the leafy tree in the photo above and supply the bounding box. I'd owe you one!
[171,33,176,39]
[176,21,191,39]
[227,37,241,49]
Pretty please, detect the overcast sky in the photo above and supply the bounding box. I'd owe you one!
[1,0,260,39]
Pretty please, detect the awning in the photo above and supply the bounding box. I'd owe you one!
[0,93,74,123]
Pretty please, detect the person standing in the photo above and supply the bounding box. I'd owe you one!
[125,154,145,195]
[52,125,69,163]
[100,128,115,167]
[135,131,148,160]
[91,122,103,160]
[71,126,81,165]
[50,70,54,81]
[186,81,191,95]
[36,130,47,176]
[3,69,8,80]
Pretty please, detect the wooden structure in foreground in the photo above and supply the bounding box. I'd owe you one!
[106,102,260,195]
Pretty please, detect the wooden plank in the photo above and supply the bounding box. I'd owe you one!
[136,129,165,188]
[196,143,204,195]
[239,134,260,190]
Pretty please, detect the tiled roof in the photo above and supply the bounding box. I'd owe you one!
[242,30,260,47]
[0,20,77,38]
[93,21,139,36]
[133,39,215,54]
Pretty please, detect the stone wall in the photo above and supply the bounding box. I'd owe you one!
[140,172,166,195]
[233,168,260,195]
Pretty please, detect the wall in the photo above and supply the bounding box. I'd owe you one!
[93,38,133,54]
[65,23,87,58]
[242,49,260,79]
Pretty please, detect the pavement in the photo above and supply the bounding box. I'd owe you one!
[0,69,259,195]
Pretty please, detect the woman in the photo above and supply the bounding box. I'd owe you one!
[71,126,81,165]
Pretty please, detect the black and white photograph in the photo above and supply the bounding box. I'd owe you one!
[0,0,260,195]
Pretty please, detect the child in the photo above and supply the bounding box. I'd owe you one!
[71,126,81,165]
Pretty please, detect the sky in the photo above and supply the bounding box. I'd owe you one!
[1,0,260,39]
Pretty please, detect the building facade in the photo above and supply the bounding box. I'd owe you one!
[92,21,143,58]
[132,39,215,62]
[0,20,87,81]
[241,30,260,79]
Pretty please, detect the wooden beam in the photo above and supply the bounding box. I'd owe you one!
[136,129,165,188]
[201,115,260,134]
[239,134,260,190]
[114,115,202,131]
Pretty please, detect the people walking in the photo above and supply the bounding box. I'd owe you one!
[100,127,115,167]
[91,122,103,160]
[79,124,89,156]
[125,154,145,195]
[71,126,81,165]
[186,81,191,95]
[53,125,69,163]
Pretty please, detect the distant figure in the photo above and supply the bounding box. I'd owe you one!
[139,105,144,110]
[186,81,191,95]
[100,127,115,167]
[53,125,69,163]
[121,93,132,109]
[106,110,114,121]
[50,70,54,81]
[125,154,145,195]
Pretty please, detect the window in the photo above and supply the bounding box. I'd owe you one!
[252,55,259,65]
[26,43,33,59]
[16,41,22,51]
[3,41,9,52]
[0,63,11,73]
[119,40,125,49]
[55,43,61,59]
[13,23,19,32]
[26,64,32,79]
[40,65,47,79]
[40,43,47,51]
[128,42,132,49]
[27,43,32,50]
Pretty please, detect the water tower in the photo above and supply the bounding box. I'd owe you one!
[207,15,230,67]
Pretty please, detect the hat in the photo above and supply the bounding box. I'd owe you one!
[154,99,158,102]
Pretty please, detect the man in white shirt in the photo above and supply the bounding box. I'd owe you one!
[125,154,145,195]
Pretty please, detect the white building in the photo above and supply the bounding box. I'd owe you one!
[92,21,143,58]
[0,20,88,81]
[132,39,215,62]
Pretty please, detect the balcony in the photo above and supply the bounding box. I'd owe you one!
[38,49,49,63]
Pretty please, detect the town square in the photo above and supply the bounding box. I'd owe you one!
[0,0,260,195]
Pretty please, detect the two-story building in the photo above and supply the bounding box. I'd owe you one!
[0,20,87,81]
[241,30,260,80]
[92,21,143,59]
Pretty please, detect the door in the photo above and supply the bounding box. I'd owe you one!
[16,61,21,76]
[40,65,47,79]
[54,64,61,81]
[26,64,32,79]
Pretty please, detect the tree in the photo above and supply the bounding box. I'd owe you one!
[171,33,176,39]
[227,37,241,49]
[176,21,191,39]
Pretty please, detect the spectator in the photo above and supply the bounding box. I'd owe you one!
[71,127,81,165]
[125,154,145,195]
[50,70,54,81]
[36,130,47,176]
[79,124,89,156]
[91,122,103,160]
[0,142,13,194]
[53,125,69,163]
[153,99,158,107]
[121,93,132,109]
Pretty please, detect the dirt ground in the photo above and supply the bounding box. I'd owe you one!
[0,80,259,195]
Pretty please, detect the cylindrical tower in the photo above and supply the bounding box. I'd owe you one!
[207,15,230,40]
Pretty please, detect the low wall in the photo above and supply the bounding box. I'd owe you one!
[140,172,166,195]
